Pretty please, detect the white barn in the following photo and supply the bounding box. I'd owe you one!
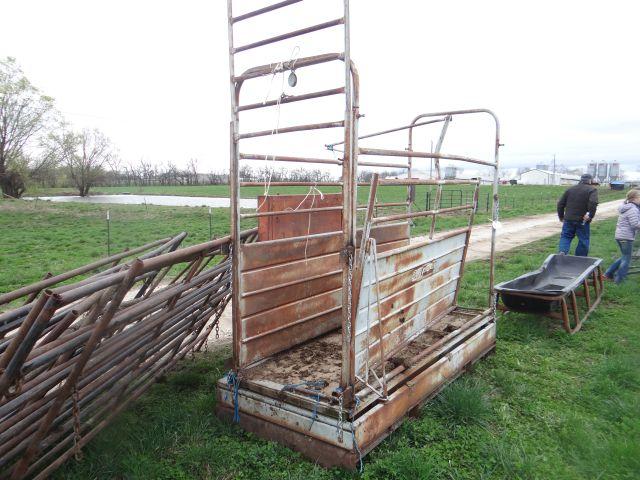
[519,169,580,186]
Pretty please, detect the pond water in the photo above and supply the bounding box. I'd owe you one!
[26,194,257,209]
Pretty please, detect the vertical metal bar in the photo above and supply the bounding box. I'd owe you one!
[453,183,480,305]
[488,117,501,310]
[428,115,452,238]
[340,0,356,396]
[227,0,242,370]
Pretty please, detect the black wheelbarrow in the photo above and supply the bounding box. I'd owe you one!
[494,254,604,334]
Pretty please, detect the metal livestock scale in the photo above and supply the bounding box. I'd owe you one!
[217,0,501,469]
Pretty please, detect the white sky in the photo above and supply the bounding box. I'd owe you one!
[2,0,639,174]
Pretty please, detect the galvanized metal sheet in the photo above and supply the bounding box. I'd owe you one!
[355,292,456,376]
[217,383,353,450]
[354,320,496,447]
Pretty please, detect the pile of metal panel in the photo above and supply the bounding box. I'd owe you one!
[0,230,255,479]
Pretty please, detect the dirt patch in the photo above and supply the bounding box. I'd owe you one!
[242,331,343,397]
[388,313,470,368]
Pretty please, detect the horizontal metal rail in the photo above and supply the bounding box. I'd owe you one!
[240,206,343,219]
[234,52,343,83]
[238,120,344,139]
[240,181,343,187]
[377,178,480,186]
[327,117,447,148]
[359,147,496,167]
[238,87,345,112]
[231,0,303,23]
[356,202,409,209]
[240,153,342,166]
[358,161,409,169]
[233,18,345,53]
[372,204,474,224]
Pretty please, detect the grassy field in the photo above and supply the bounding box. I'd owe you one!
[21,217,632,479]
[25,183,626,212]
[0,184,626,295]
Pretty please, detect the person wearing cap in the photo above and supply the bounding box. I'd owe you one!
[557,173,599,256]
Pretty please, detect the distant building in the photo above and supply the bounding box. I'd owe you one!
[519,169,580,185]
[444,166,459,179]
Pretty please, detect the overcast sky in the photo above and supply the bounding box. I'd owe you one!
[2,0,639,174]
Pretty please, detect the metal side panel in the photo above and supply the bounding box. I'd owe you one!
[354,318,496,448]
[217,383,353,450]
[353,233,466,376]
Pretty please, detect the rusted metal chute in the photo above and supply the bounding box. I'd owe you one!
[219,0,501,469]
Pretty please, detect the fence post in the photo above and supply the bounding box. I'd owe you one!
[486,191,490,212]
[106,210,111,257]
[209,207,213,239]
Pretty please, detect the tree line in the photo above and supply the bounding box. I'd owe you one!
[0,57,400,198]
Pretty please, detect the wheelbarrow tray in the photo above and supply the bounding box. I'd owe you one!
[494,254,604,333]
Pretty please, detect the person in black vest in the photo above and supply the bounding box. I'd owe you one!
[557,173,599,256]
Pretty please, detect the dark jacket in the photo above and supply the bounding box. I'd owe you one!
[557,183,599,222]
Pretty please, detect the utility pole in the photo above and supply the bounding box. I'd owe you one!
[553,154,557,185]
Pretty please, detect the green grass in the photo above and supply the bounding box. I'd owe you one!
[26,183,625,215]
[39,217,638,479]
[0,183,626,293]
[0,200,245,296]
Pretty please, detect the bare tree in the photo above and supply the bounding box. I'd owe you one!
[52,128,114,196]
[0,57,55,197]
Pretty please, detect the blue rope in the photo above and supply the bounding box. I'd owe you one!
[282,380,326,424]
[226,370,240,423]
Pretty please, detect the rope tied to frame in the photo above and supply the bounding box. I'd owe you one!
[256,46,301,213]
[226,370,241,423]
[282,379,326,425]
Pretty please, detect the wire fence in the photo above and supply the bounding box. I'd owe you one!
[425,188,626,213]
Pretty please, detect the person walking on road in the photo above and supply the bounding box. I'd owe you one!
[557,173,599,256]
[604,189,640,283]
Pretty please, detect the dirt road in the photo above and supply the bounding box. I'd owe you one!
[213,199,623,341]
[458,199,621,261]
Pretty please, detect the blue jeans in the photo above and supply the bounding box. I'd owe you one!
[559,220,590,256]
[605,240,634,283]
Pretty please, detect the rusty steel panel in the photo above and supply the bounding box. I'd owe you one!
[241,272,342,316]
[237,221,411,367]
[354,321,496,448]
[358,262,461,328]
[0,232,247,479]
[355,292,456,376]
[357,247,464,312]
[242,252,341,294]
[257,194,343,241]
[354,270,459,355]
[352,234,466,376]
[242,288,342,339]
[242,232,343,271]
[241,222,409,272]
[373,231,466,279]
[240,309,341,366]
